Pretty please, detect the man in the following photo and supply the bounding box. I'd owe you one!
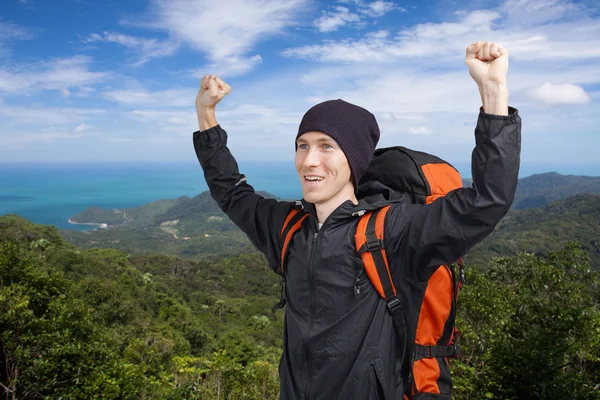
[193,41,521,399]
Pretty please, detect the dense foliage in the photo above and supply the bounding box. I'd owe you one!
[2,216,599,399]
[454,243,600,399]
[1,216,283,399]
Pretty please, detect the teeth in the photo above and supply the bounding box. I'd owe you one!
[305,176,324,182]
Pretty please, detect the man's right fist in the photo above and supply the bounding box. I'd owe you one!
[196,75,231,110]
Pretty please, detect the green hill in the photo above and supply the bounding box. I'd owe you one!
[465,193,600,269]
[513,172,600,208]
[60,173,600,267]
[60,191,267,259]
[462,172,600,209]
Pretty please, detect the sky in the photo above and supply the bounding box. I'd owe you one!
[0,0,599,170]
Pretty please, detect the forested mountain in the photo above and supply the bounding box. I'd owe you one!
[461,171,600,208]
[62,191,255,259]
[513,172,600,208]
[61,189,600,270]
[465,193,600,269]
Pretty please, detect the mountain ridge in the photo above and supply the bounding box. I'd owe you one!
[59,172,600,270]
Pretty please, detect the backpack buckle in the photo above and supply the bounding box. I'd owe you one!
[386,297,402,314]
[415,344,460,360]
[423,345,434,358]
[365,238,384,252]
[450,343,461,358]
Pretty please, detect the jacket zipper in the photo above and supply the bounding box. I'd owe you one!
[302,203,360,399]
[305,230,318,400]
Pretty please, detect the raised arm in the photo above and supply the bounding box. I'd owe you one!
[386,42,521,281]
[193,75,291,274]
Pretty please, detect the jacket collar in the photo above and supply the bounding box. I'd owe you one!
[300,191,404,229]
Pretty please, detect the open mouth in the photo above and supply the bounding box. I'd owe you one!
[304,175,325,183]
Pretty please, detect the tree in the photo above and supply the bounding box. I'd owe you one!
[454,243,600,399]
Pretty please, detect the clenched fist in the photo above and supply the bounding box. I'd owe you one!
[195,75,231,131]
[465,41,508,87]
[196,75,231,110]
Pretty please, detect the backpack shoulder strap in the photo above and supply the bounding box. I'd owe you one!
[355,206,394,298]
[280,203,309,273]
[272,203,308,314]
[354,205,408,366]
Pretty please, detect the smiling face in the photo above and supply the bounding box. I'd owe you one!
[295,131,356,211]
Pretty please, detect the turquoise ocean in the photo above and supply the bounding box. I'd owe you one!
[1,161,599,231]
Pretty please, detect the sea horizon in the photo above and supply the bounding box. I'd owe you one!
[2,161,599,231]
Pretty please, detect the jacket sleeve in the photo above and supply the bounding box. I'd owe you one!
[193,124,293,274]
[385,107,521,281]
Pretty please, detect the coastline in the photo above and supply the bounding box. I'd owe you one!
[68,218,108,229]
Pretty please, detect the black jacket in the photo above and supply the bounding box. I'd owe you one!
[193,108,521,399]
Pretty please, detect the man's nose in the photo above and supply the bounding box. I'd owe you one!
[303,148,321,168]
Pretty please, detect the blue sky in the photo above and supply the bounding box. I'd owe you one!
[0,0,599,171]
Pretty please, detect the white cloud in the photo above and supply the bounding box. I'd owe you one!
[406,126,434,135]
[219,103,302,126]
[1,125,99,146]
[314,6,361,32]
[360,1,403,17]
[84,31,179,66]
[127,109,197,135]
[0,21,33,41]
[283,48,600,144]
[282,34,391,62]
[313,1,400,33]
[142,0,306,75]
[283,4,600,63]
[0,105,106,147]
[283,9,499,61]
[525,82,592,106]
[130,109,192,122]
[192,55,263,78]
[0,21,33,56]
[402,10,499,41]
[168,116,188,125]
[74,124,94,133]
[500,0,584,25]
[0,56,109,94]
[74,86,96,97]
[103,87,195,108]
[502,25,600,61]
[0,105,105,126]
[127,102,301,136]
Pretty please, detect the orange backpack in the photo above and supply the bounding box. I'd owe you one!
[277,146,465,399]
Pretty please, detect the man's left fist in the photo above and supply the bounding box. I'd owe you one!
[465,41,509,87]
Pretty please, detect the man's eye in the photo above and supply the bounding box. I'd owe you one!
[298,144,309,150]
[322,144,333,150]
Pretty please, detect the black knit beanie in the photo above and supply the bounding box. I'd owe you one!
[296,99,380,189]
